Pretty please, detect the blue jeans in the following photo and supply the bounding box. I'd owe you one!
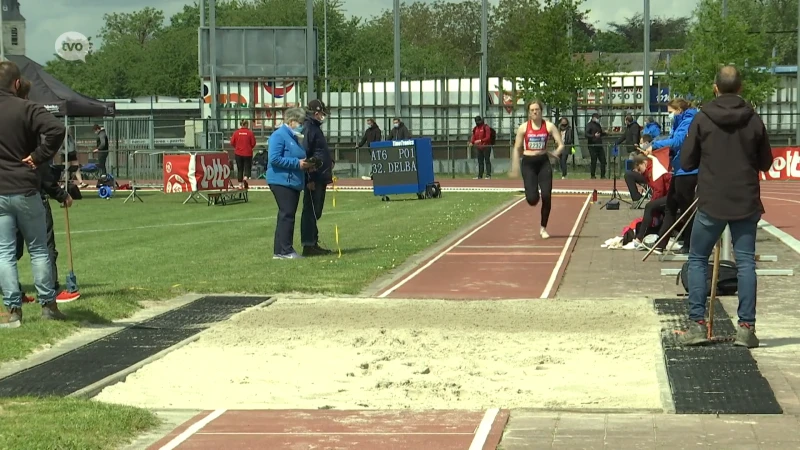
[687,209,759,326]
[0,193,56,308]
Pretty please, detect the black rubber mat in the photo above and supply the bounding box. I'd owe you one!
[0,296,271,397]
[654,298,782,414]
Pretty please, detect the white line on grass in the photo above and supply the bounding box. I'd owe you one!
[159,409,226,450]
[468,408,500,450]
[377,198,526,298]
[539,194,591,299]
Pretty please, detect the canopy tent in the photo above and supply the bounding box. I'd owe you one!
[7,55,115,117]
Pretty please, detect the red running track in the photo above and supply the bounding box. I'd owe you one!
[148,409,510,450]
[376,194,591,300]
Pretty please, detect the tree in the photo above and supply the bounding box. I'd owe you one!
[593,14,691,53]
[663,0,777,105]
[498,0,613,110]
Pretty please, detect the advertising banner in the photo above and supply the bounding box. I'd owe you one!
[164,152,232,193]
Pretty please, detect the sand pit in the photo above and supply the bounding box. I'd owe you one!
[93,298,664,410]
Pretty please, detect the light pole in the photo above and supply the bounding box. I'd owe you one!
[306,0,316,101]
[642,0,650,116]
[393,0,401,119]
[479,0,488,118]
[324,0,329,93]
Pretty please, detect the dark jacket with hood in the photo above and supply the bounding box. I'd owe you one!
[38,159,69,203]
[358,123,382,148]
[390,122,411,140]
[302,114,333,185]
[0,89,65,196]
[584,119,606,146]
[615,120,641,151]
[680,94,773,221]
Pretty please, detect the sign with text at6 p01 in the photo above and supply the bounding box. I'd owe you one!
[369,138,435,197]
[163,153,232,193]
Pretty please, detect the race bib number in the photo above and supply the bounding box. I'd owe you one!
[526,136,546,151]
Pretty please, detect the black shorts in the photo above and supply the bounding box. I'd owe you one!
[67,151,78,162]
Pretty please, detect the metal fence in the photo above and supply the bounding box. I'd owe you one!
[63,72,798,179]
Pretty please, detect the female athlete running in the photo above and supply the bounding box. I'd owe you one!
[510,100,565,239]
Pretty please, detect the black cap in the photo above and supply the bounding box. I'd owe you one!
[307,99,329,114]
[474,115,483,122]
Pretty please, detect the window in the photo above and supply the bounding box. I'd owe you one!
[11,28,18,46]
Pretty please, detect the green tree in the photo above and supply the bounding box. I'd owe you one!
[593,14,690,53]
[664,0,777,105]
[498,0,613,110]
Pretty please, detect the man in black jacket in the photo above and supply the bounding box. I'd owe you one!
[0,61,67,328]
[389,118,412,140]
[615,114,642,156]
[677,65,773,349]
[585,113,607,179]
[301,99,334,257]
[92,124,110,175]
[358,118,383,180]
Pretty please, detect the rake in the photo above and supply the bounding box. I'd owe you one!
[641,197,699,262]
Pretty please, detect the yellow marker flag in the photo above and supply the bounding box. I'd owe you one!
[332,177,341,258]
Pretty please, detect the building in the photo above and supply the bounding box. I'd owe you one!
[1,0,26,56]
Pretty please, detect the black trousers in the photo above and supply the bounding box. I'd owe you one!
[521,154,553,228]
[635,196,667,242]
[16,197,59,294]
[270,184,301,256]
[476,147,492,178]
[301,182,327,247]
[235,155,253,182]
[558,150,571,177]
[97,151,109,175]
[588,145,606,178]
[657,174,698,250]
[624,170,648,201]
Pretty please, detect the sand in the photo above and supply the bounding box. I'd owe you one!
[93,298,664,411]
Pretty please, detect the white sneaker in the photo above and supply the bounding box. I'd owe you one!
[361,176,371,181]
[540,228,550,239]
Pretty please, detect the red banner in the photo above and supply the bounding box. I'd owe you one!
[164,152,232,193]
[761,147,800,181]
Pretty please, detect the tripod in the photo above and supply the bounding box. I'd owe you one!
[600,146,630,210]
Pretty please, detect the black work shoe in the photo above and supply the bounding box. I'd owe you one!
[0,307,22,329]
[303,245,330,257]
[733,323,759,348]
[41,302,67,321]
[677,321,710,346]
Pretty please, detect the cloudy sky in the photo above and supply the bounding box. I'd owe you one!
[10,0,700,64]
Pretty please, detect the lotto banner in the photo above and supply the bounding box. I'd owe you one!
[761,147,800,181]
[163,152,232,193]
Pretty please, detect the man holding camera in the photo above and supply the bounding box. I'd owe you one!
[301,100,334,257]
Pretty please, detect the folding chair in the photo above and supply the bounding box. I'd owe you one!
[631,184,652,209]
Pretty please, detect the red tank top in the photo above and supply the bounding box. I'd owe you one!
[524,120,549,152]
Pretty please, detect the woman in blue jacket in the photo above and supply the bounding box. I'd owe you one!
[267,107,314,259]
[643,98,698,253]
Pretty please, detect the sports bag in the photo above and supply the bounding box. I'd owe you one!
[677,260,738,296]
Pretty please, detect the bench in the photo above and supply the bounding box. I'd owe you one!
[207,189,249,206]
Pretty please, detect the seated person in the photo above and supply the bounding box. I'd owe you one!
[624,134,654,201]
[627,154,671,249]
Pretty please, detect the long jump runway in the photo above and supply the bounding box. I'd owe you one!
[376,194,591,300]
[148,409,510,449]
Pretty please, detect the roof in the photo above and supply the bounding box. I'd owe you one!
[1,0,25,22]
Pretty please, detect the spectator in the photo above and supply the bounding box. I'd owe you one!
[389,118,411,140]
[585,112,607,179]
[557,117,575,179]
[624,134,654,201]
[230,120,256,189]
[0,61,67,327]
[91,124,110,175]
[301,100,334,257]
[358,118,383,180]
[616,114,642,155]
[642,117,662,139]
[267,107,314,259]
[677,65,774,349]
[645,98,699,254]
[64,128,86,188]
[625,153,672,249]
[468,116,493,180]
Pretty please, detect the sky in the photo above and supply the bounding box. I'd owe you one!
[9,0,700,64]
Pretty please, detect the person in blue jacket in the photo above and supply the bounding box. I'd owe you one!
[642,98,698,253]
[642,117,662,139]
[267,107,314,259]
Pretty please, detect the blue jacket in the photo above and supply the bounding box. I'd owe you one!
[643,122,661,139]
[651,108,698,176]
[266,124,306,191]
[302,114,333,185]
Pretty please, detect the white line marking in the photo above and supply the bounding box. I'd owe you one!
[762,195,800,204]
[56,211,354,236]
[195,432,472,436]
[759,219,800,255]
[159,409,226,450]
[377,198,526,298]
[539,194,591,299]
[469,408,500,450]
[458,245,564,249]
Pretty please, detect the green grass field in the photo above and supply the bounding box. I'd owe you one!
[2,189,513,450]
